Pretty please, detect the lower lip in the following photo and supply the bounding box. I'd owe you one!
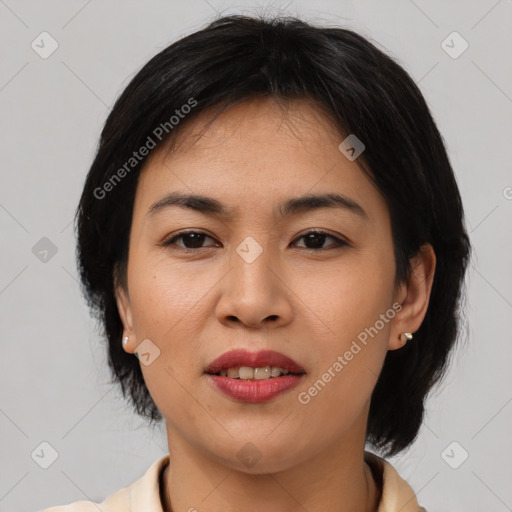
[206,374,305,403]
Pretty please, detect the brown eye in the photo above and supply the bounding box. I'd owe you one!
[163,229,348,253]
[292,230,348,250]
[163,231,218,251]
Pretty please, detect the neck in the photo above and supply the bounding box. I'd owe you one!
[160,415,381,512]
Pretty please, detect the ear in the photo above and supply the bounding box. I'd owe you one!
[114,268,136,353]
[389,243,436,350]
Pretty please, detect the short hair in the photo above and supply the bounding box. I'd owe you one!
[75,14,471,457]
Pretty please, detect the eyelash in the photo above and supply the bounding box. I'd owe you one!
[162,230,349,253]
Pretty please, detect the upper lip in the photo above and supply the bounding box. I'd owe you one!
[204,349,306,375]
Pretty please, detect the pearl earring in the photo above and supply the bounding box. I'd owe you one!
[122,336,129,347]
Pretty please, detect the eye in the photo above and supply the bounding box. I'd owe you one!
[162,229,348,253]
[292,230,349,251]
[162,231,218,252]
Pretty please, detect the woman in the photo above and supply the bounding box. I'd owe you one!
[43,13,470,512]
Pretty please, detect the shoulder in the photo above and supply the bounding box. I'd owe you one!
[37,454,170,512]
[364,451,428,512]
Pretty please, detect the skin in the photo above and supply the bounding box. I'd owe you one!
[115,96,436,512]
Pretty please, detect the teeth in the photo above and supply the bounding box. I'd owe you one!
[254,366,270,380]
[227,367,238,378]
[217,366,291,380]
[239,366,255,380]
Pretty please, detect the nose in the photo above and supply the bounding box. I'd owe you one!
[215,241,294,329]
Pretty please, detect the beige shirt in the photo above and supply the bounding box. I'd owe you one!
[41,452,426,512]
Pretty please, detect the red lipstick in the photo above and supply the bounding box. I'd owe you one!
[204,349,305,374]
[204,349,306,403]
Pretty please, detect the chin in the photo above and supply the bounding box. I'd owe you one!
[208,434,316,475]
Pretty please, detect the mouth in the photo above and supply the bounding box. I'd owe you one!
[204,349,306,403]
[204,349,307,380]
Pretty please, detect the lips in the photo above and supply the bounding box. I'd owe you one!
[205,349,306,403]
[204,349,306,375]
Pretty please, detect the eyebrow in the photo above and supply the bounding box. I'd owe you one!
[146,191,368,220]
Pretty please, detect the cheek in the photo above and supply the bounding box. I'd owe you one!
[126,258,219,412]
[299,248,395,343]
[295,293,392,439]
[128,255,214,339]
[129,267,206,422]
[294,249,395,408]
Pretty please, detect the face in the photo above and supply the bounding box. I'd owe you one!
[116,97,417,473]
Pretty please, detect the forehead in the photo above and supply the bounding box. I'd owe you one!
[133,97,386,223]
[153,96,342,163]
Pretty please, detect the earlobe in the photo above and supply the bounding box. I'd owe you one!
[389,243,436,351]
[389,330,414,350]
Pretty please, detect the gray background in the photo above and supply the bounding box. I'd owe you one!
[1,0,511,510]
